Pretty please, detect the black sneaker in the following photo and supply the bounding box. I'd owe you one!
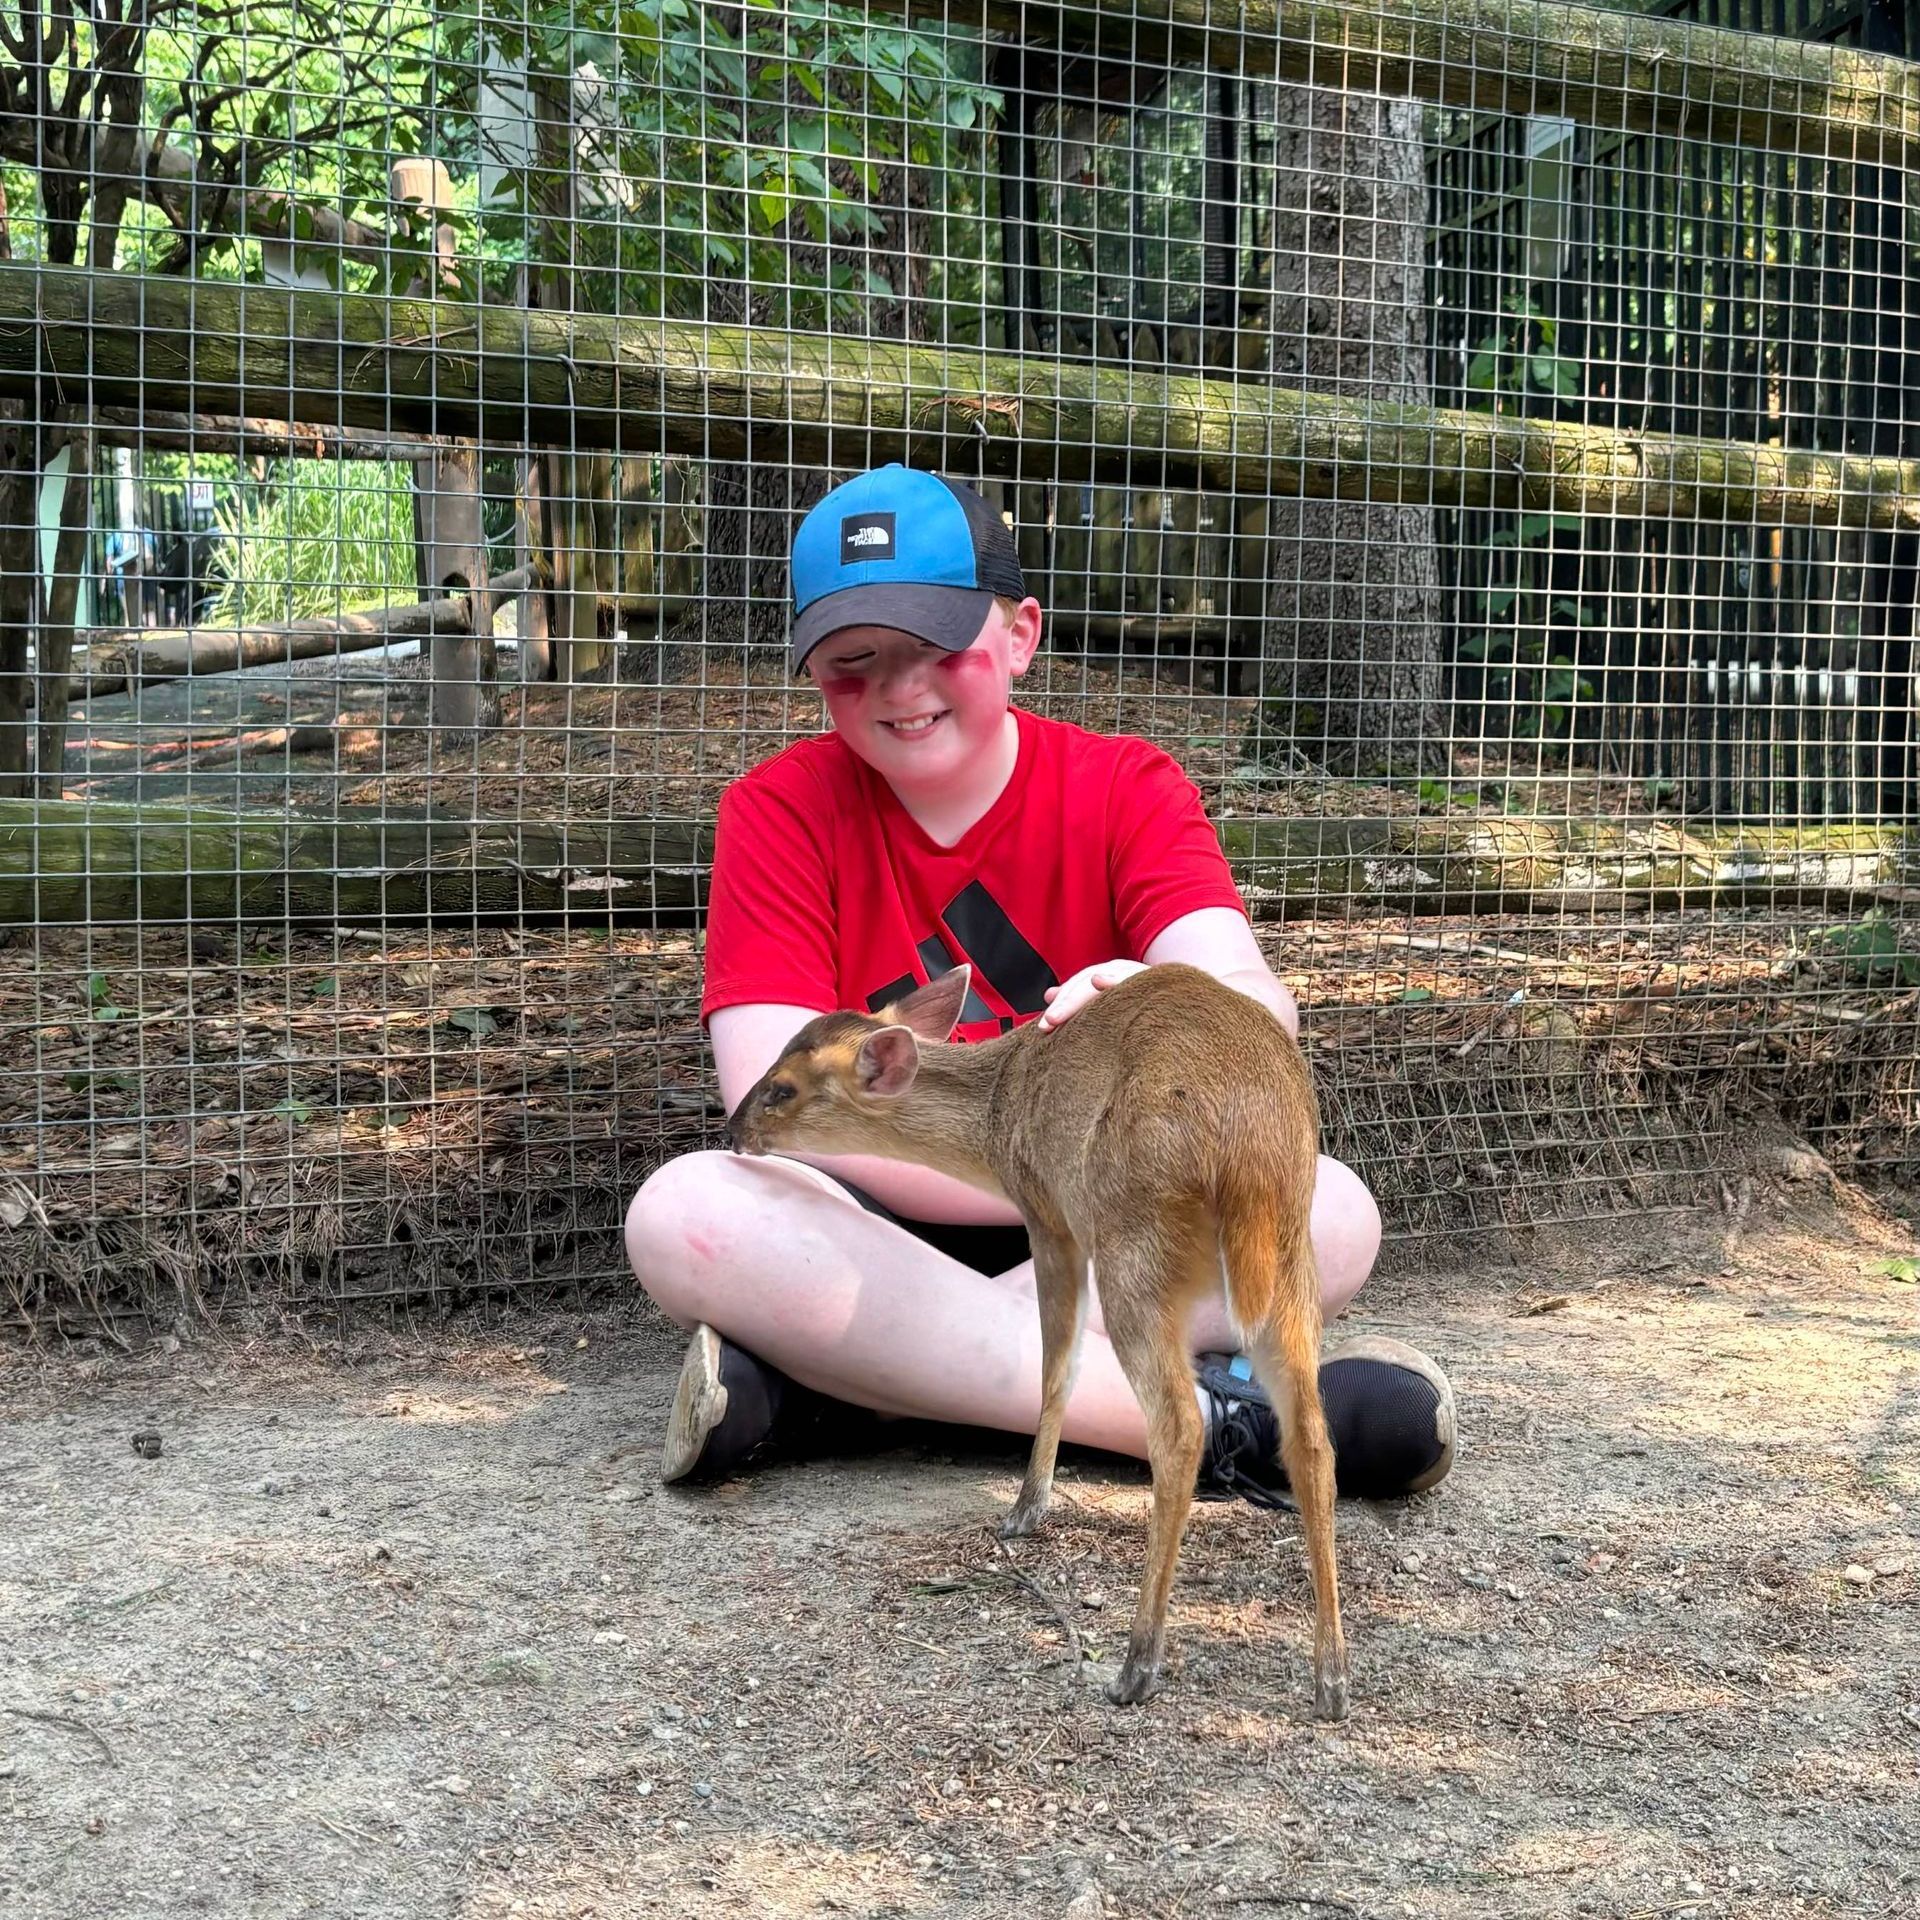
[660,1324,790,1484]
[1196,1336,1456,1506]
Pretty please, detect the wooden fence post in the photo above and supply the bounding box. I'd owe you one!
[392,157,498,736]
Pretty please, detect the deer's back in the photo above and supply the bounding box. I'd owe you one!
[986,964,1316,1223]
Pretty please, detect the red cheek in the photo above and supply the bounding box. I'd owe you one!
[818,674,866,702]
[938,649,991,677]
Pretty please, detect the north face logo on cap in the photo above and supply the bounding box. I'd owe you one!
[840,512,896,563]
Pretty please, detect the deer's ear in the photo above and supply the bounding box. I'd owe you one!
[886,966,971,1042]
[856,1025,921,1098]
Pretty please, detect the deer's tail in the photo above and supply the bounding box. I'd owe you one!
[1214,1143,1320,1347]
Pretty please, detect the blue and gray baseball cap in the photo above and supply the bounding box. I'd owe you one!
[788,465,1028,672]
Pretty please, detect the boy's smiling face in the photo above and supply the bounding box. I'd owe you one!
[807,597,1042,789]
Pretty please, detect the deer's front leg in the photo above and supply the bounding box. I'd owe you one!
[1000,1229,1089,1540]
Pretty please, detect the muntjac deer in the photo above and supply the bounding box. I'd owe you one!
[725,962,1347,1718]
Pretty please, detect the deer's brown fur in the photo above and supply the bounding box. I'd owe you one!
[726,962,1347,1717]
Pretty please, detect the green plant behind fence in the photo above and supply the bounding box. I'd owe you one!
[207,462,420,628]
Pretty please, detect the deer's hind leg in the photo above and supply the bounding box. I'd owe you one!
[1000,1227,1089,1540]
[1244,1290,1348,1722]
[1096,1231,1211,1705]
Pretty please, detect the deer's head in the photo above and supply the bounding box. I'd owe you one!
[725,968,973,1159]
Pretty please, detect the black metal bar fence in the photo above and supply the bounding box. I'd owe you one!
[0,0,1914,1328]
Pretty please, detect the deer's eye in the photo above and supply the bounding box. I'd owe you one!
[764,1081,796,1108]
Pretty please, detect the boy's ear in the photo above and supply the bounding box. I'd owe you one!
[884,966,971,1042]
[856,1025,921,1097]
[1005,596,1043,679]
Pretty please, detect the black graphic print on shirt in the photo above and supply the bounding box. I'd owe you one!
[863,880,1060,1033]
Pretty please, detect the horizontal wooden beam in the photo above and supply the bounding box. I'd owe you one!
[92,408,447,461]
[0,799,710,928]
[3,798,1908,930]
[4,267,1918,531]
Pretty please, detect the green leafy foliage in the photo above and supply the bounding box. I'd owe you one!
[434,0,1000,328]
[1,4,437,274]
[1808,912,1920,986]
[206,463,419,628]
[1464,295,1582,408]
[3,1,995,331]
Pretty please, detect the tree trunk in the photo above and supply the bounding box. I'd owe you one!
[413,442,500,734]
[663,82,941,664]
[1258,90,1444,775]
[671,460,836,658]
[524,74,613,686]
[34,425,89,795]
[662,257,835,661]
[0,405,34,796]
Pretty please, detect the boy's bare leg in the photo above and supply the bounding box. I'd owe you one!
[625,1150,1381,1462]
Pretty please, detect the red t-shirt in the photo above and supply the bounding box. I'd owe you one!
[701,707,1246,1041]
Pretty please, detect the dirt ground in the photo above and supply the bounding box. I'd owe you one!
[4,1194,1918,1920]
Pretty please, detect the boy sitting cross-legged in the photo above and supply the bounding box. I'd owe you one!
[626,465,1455,1504]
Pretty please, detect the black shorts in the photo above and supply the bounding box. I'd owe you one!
[819,1170,1032,1276]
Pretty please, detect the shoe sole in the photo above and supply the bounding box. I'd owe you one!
[660,1323,729,1485]
[1322,1334,1457,1493]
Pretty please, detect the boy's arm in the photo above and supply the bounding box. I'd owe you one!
[1142,905,1300,1037]
[1033,909,1298,1038]
[710,1002,1028,1227]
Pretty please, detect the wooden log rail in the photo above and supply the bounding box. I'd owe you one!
[6,267,1920,533]
[2,800,1910,929]
[903,0,1920,172]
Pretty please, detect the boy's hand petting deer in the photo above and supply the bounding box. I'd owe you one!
[726,960,1347,1720]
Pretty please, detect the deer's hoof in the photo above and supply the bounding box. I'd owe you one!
[997,1497,1047,1541]
[1314,1664,1351,1723]
[1106,1657,1163,1707]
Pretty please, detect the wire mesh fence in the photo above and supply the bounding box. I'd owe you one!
[0,0,1914,1330]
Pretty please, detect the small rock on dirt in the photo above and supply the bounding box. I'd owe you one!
[1842,1564,1874,1587]
[1064,1887,1103,1920]
[130,1430,162,1459]
[1079,1589,1106,1610]
[1396,1549,1426,1574]
[475,1651,553,1688]
[1768,1144,1829,1183]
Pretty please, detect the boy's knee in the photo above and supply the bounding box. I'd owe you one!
[1314,1156,1382,1316]
[624,1150,737,1324]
